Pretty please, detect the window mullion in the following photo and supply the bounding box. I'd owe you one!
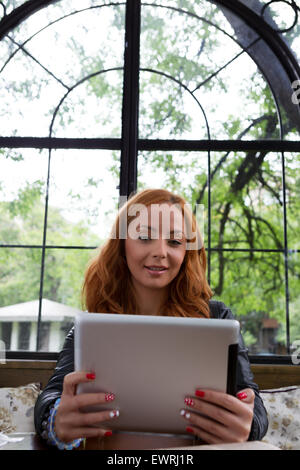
[119,0,141,200]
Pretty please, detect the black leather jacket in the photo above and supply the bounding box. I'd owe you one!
[34,300,268,440]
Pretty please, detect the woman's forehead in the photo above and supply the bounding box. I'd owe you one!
[139,203,183,228]
[126,202,186,239]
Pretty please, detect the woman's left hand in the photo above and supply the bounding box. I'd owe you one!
[181,388,255,444]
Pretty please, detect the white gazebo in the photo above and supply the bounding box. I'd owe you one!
[0,299,82,351]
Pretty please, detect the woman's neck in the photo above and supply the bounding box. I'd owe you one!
[133,283,168,316]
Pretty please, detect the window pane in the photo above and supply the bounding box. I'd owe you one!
[43,248,97,310]
[289,251,300,349]
[210,251,286,355]
[47,149,120,245]
[41,248,97,352]
[210,151,285,250]
[138,151,207,194]
[1,2,125,137]
[139,1,281,140]
[0,149,47,245]
[51,69,123,138]
[286,152,299,352]
[0,248,42,352]
[0,248,42,307]
[286,152,300,250]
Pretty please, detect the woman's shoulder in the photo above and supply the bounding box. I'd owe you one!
[208,299,234,319]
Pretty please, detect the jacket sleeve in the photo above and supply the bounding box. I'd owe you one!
[209,300,269,441]
[34,327,75,436]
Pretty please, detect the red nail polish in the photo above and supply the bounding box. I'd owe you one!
[104,431,112,437]
[184,397,195,406]
[186,426,194,434]
[195,390,205,397]
[105,393,115,402]
[86,372,95,380]
[237,392,247,400]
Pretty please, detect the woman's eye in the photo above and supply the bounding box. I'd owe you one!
[169,239,182,246]
[138,235,150,241]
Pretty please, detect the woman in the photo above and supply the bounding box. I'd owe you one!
[34,189,268,449]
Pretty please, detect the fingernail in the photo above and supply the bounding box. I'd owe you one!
[237,392,248,400]
[180,409,191,419]
[104,431,112,437]
[195,389,205,397]
[86,372,95,380]
[109,410,120,418]
[105,393,115,402]
[186,426,194,434]
[184,397,195,406]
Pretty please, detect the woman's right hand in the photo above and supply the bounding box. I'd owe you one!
[54,371,119,443]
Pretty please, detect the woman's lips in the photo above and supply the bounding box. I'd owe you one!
[144,266,168,274]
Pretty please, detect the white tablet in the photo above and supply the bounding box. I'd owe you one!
[74,312,239,435]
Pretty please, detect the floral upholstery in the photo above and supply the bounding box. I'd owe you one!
[0,383,40,433]
[260,386,300,450]
[1,381,300,449]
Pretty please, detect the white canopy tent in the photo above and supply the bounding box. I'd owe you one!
[0,299,83,351]
[0,298,82,322]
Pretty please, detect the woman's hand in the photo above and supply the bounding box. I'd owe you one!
[54,371,119,443]
[181,388,255,444]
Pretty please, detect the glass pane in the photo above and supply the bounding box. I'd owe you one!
[0,2,125,137]
[47,149,120,245]
[289,251,300,351]
[210,251,286,355]
[210,151,285,250]
[287,152,300,352]
[138,150,207,190]
[286,152,300,249]
[139,1,280,140]
[51,69,123,138]
[43,248,98,310]
[41,248,98,352]
[0,247,42,352]
[0,149,47,245]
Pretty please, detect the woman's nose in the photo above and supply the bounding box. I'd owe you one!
[152,238,167,258]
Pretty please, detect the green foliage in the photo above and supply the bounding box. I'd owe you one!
[0,185,101,309]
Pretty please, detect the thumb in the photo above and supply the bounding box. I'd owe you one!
[236,388,255,404]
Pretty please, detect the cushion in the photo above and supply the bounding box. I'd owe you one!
[0,383,40,434]
[260,386,300,450]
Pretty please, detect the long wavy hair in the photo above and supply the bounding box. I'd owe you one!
[82,189,213,318]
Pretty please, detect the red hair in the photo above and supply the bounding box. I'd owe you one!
[82,189,213,318]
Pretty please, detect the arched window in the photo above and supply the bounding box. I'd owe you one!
[0,0,299,362]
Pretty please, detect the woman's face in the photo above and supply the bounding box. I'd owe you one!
[124,203,186,295]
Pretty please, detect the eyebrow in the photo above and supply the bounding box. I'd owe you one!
[139,225,185,236]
